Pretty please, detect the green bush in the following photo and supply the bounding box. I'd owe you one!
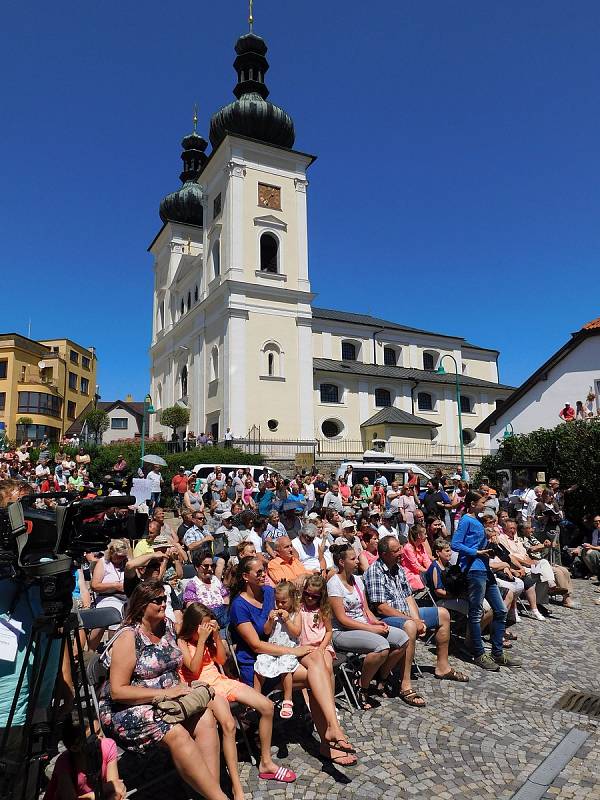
[477,419,600,522]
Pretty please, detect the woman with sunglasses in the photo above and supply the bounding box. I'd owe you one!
[183,477,205,515]
[230,556,357,767]
[98,581,231,800]
[183,548,229,628]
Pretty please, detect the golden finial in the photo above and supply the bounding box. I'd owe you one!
[249,0,254,31]
[192,103,198,133]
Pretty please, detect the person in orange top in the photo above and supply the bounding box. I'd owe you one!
[267,537,311,587]
[178,602,296,787]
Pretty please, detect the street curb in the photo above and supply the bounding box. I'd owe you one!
[510,727,590,800]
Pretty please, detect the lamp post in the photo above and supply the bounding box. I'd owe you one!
[140,393,155,467]
[436,355,465,479]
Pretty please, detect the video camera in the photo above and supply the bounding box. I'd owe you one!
[0,482,136,619]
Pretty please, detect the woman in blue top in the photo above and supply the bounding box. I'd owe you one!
[229,556,357,767]
[451,491,520,671]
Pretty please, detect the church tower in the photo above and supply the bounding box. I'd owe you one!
[149,21,316,441]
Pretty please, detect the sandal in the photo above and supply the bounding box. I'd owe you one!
[279,700,294,719]
[399,689,426,707]
[259,767,297,783]
[319,748,358,767]
[434,668,469,683]
[327,738,356,755]
[504,631,517,641]
[355,688,374,710]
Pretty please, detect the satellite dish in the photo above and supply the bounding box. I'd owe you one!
[38,361,46,369]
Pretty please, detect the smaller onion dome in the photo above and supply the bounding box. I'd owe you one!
[159,118,208,226]
[209,32,295,151]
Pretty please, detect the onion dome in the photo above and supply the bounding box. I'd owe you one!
[209,32,295,151]
[159,121,208,226]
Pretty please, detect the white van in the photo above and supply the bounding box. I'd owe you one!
[334,462,431,487]
[191,464,274,483]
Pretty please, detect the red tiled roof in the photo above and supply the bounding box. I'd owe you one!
[582,317,600,330]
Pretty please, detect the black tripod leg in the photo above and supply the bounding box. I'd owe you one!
[65,623,103,800]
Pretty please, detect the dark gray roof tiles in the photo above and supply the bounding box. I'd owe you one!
[360,407,441,428]
[313,357,514,391]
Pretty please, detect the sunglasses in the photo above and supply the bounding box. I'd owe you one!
[201,563,214,570]
[303,590,321,600]
[253,569,265,577]
[148,595,167,605]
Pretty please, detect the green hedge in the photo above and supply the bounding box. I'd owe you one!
[478,419,600,522]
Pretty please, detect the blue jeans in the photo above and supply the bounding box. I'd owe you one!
[467,569,506,657]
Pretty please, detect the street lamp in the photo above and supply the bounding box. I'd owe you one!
[436,355,465,479]
[140,393,155,467]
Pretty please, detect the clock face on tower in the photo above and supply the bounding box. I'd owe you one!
[258,183,281,210]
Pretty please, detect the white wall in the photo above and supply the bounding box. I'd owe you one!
[489,336,600,440]
[103,407,141,444]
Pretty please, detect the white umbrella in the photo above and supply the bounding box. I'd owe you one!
[142,454,167,467]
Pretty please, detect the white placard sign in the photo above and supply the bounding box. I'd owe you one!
[131,478,152,506]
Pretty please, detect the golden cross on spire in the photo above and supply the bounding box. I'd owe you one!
[249,0,254,31]
[192,103,198,133]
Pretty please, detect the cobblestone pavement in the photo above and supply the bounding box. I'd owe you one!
[236,579,600,800]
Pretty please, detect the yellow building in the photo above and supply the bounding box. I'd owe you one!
[0,334,97,444]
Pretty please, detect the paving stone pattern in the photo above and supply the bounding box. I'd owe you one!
[129,580,600,799]
[236,580,600,800]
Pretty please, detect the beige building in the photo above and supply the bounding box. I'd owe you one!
[0,334,97,443]
[149,28,512,462]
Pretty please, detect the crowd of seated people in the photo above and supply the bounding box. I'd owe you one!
[3,448,595,799]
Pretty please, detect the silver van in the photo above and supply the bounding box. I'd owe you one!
[334,461,431,487]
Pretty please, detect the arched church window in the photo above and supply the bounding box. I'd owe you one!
[212,240,220,278]
[261,341,284,378]
[194,285,198,302]
[187,292,191,312]
[180,299,184,317]
[210,346,219,382]
[181,365,188,397]
[260,233,278,273]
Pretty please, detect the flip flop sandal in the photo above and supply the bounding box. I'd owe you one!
[327,738,356,755]
[434,668,469,683]
[320,749,358,767]
[504,631,517,641]
[399,689,427,707]
[259,767,297,783]
[279,700,294,719]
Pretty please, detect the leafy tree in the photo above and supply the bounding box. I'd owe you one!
[84,409,110,444]
[477,419,600,523]
[159,406,190,440]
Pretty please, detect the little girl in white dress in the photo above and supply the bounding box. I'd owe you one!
[254,581,301,718]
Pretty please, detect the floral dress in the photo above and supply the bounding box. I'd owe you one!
[254,614,300,679]
[98,621,183,751]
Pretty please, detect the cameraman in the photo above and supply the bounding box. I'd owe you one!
[0,479,70,800]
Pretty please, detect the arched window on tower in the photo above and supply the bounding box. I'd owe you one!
[180,299,184,317]
[417,392,434,412]
[187,292,191,312]
[422,350,439,370]
[383,346,398,366]
[260,233,278,273]
[261,341,284,378]
[210,346,219,382]
[212,240,220,278]
[194,285,198,302]
[180,365,188,398]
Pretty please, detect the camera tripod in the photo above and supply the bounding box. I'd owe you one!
[0,609,104,800]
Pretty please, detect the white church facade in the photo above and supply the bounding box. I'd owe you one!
[149,26,512,459]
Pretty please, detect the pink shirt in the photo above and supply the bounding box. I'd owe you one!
[401,542,432,590]
[44,737,117,799]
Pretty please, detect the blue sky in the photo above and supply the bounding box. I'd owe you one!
[1,1,599,401]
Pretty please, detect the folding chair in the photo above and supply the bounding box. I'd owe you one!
[221,628,259,765]
[332,651,362,710]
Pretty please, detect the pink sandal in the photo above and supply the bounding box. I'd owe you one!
[279,700,294,719]
[259,766,297,783]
